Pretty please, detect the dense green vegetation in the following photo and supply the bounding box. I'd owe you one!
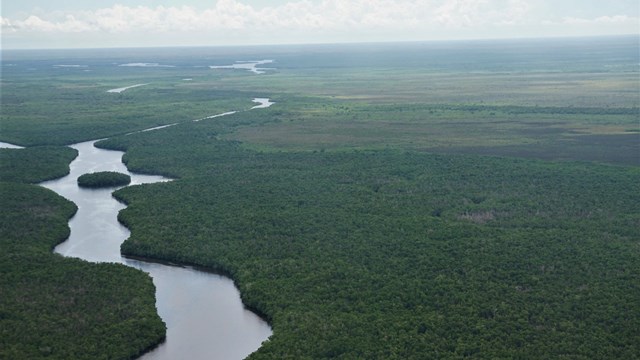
[0,148,165,359]
[0,146,77,183]
[102,114,640,358]
[2,36,639,359]
[0,66,256,145]
[77,171,131,188]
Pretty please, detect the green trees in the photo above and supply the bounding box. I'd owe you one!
[0,148,165,360]
[103,120,640,358]
[0,146,77,183]
[77,171,131,188]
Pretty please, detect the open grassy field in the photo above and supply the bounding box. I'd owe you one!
[224,101,638,165]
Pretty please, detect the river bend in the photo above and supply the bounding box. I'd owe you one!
[37,100,274,359]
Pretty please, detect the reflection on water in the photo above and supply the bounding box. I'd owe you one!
[40,136,272,358]
[134,261,271,360]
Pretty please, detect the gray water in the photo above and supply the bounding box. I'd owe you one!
[37,103,274,359]
[0,141,24,149]
[209,60,275,74]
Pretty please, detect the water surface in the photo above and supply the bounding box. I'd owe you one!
[39,104,275,359]
[210,60,274,74]
[0,141,24,149]
[107,83,149,93]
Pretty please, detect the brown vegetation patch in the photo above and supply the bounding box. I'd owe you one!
[429,133,640,166]
[458,210,496,224]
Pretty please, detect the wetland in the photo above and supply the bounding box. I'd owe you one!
[1,36,638,359]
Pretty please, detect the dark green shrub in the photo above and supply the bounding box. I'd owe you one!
[77,171,131,188]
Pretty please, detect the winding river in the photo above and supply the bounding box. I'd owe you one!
[30,99,275,359]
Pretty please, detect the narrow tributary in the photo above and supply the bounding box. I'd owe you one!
[37,99,274,359]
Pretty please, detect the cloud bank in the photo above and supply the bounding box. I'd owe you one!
[2,0,638,48]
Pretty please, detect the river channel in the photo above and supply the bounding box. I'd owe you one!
[34,99,274,359]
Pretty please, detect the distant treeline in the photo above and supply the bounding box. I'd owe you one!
[456,104,639,115]
[369,103,639,115]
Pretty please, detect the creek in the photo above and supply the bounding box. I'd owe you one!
[36,99,274,359]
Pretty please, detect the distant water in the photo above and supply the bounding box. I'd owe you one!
[3,36,637,74]
[0,141,24,149]
[251,98,275,109]
[210,60,275,74]
[107,83,149,93]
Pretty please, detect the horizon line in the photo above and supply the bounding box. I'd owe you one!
[2,33,637,52]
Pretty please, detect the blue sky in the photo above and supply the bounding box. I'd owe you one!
[2,0,638,49]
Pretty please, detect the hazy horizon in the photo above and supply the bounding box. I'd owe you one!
[2,34,637,53]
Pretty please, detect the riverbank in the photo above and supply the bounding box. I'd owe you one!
[0,154,165,360]
[41,102,275,359]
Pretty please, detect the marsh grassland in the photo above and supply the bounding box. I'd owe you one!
[1,36,639,359]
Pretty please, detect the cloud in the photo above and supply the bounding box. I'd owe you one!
[1,0,535,34]
[562,15,635,25]
[2,14,95,33]
[433,0,532,27]
[2,0,638,47]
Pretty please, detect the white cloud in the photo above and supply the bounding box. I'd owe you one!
[2,0,531,34]
[2,0,638,47]
[434,0,532,27]
[21,16,55,32]
[2,14,95,33]
[562,15,635,25]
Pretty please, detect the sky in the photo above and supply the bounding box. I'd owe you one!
[2,0,639,49]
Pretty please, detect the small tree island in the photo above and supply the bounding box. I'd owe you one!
[77,171,131,188]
